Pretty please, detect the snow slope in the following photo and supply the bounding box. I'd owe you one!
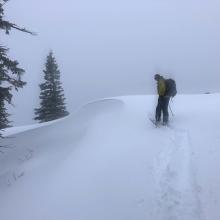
[1,94,220,220]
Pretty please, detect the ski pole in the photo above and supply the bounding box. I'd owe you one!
[169,103,174,117]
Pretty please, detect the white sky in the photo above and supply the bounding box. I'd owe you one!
[2,0,220,125]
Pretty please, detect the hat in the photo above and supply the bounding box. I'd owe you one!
[154,74,161,80]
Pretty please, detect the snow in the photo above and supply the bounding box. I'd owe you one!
[1,94,220,220]
[2,118,64,137]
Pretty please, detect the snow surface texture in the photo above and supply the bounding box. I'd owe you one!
[1,94,220,220]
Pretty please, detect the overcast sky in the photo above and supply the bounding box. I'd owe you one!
[2,0,220,125]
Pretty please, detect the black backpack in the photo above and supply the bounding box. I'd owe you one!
[165,79,177,97]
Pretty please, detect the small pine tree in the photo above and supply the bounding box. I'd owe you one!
[34,52,69,122]
[0,0,34,130]
[0,96,11,129]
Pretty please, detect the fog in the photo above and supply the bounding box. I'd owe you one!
[2,0,220,125]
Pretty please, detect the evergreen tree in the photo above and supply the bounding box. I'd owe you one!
[34,52,69,122]
[0,0,34,130]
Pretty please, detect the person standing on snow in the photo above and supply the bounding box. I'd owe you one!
[154,74,170,125]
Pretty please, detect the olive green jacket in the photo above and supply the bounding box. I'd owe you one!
[157,79,166,96]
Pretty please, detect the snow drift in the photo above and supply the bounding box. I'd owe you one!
[1,94,220,220]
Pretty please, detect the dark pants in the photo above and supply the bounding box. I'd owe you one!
[155,96,170,123]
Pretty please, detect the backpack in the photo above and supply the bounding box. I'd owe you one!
[165,79,177,97]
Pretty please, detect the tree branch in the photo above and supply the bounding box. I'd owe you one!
[11,23,37,35]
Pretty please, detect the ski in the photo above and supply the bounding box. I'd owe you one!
[149,118,173,129]
[149,118,160,127]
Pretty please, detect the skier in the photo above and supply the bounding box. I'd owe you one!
[154,74,177,125]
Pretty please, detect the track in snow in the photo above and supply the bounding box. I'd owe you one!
[154,129,205,220]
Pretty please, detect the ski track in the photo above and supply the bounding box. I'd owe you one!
[154,128,205,220]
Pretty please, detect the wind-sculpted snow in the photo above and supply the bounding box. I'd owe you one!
[1,95,220,220]
[0,98,124,188]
